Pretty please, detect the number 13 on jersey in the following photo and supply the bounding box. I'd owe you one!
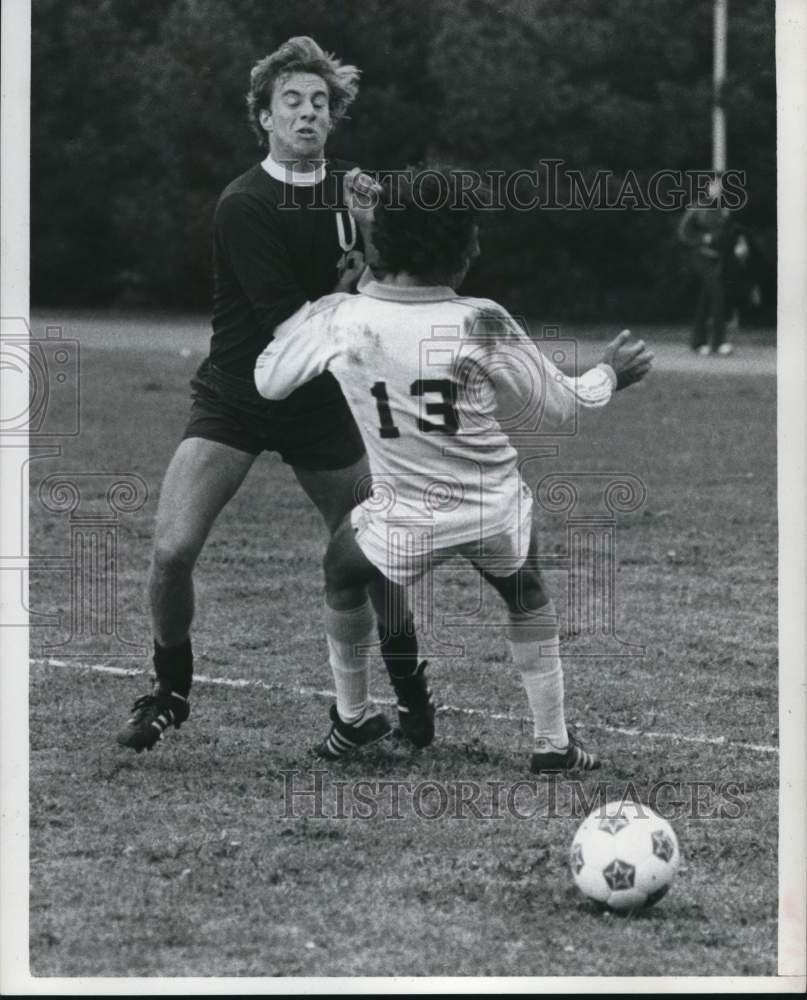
[371,380,460,437]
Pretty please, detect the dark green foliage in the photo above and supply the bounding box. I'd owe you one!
[31,0,775,319]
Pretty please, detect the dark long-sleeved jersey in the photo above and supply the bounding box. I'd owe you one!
[207,158,358,408]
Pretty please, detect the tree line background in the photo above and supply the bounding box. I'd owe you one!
[32,0,776,323]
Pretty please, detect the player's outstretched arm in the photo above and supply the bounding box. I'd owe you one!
[254,302,342,400]
[600,330,654,390]
[472,305,617,432]
[499,325,651,433]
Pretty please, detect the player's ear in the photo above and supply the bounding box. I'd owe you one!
[259,109,273,134]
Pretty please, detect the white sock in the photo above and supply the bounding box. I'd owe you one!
[506,601,568,749]
[324,599,376,724]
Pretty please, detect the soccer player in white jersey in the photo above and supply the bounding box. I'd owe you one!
[255,167,653,772]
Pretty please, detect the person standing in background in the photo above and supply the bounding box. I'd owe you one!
[677,178,737,357]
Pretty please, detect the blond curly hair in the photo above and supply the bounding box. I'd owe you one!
[246,36,360,148]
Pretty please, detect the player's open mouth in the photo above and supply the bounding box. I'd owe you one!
[297,129,317,138]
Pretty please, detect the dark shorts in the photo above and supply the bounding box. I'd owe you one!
[183,358,365,470]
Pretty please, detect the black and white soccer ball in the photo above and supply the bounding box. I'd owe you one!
[569,800,680,913]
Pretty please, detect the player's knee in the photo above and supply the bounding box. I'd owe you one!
[323,544,371,610]
[518,568,550,613]
[323,561,364,610]
[151,535,201,577]
[322,543,347,594]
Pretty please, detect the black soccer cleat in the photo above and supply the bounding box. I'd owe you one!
[530,729,601,774]
[116,684,190,753]
[315,705,392,760]
[391,660,435,748]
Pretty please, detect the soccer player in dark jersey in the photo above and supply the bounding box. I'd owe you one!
[116,37,431,752]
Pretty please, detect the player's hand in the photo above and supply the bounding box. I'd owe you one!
[334,249,366,292]
[343,168,382,227]
[601,329,654,390]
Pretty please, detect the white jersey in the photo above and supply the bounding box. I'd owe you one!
[255,279,616,550]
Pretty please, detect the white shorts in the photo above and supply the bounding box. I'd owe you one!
[351,487,534,587]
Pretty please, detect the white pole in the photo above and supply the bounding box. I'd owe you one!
[713,0,728,174]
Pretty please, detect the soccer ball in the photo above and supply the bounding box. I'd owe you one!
[569,800,680,913]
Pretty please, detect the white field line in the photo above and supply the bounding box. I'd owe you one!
[31,657,779,757]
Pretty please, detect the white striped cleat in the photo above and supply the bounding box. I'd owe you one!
[315,705,392,760]
[530,729,601,774]
[116,686,190,753]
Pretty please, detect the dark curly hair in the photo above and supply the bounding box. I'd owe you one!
[372,166,481,285]
[246,36,360,149]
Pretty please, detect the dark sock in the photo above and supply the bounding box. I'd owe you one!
[377,617,418,681]
[153,638,193,697]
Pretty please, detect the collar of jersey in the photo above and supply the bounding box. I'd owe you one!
[360,279,456,302]
[261,154,326,186]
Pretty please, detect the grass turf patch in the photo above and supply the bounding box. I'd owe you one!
[27,323,778,977]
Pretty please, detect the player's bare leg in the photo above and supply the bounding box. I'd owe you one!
[316,515,392,758]
[296,459,431,741]
[477,526,599,774]
[321,517,435,749]
[150,438,256,642]
[117,438,256,751]
[367,573,435,747]
[291,455,371,536]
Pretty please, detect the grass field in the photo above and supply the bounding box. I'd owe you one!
[27,315,779,979]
